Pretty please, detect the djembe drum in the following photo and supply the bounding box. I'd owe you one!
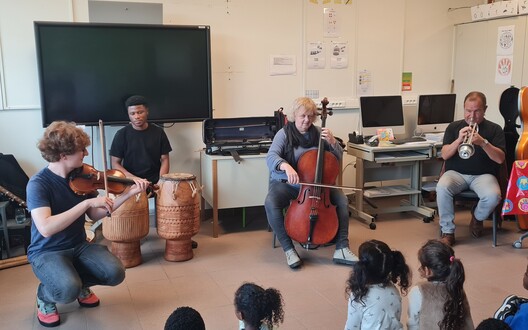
[102,192,149,268]
[156,173,201,262]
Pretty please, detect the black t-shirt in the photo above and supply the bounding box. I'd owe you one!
[443,119,505,176]
[110,124,172,183]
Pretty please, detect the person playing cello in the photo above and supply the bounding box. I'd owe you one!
[27,121,150,327]
[265,97,358,269]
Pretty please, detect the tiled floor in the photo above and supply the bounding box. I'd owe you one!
[0,204,527,329]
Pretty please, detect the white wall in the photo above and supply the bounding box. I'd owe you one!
[454,16,528,127]
[0,0,472,189]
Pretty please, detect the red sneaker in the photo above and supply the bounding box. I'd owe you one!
[36,296,60,327]
[77,287,100,307]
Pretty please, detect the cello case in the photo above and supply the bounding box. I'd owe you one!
[500,86,520,172]
[515,86,528,230]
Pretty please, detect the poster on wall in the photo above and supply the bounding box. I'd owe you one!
[497,25,514,56]
[402,72,412,91]
[495,25,514,85]
[307,42,325,69]
[357,70,371,96]
[270,55,296,76]
[323,8,339,37]
[330,42,348,69]
[495,56,513,85]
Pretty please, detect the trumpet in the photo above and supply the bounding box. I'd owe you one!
[458,121,479,159]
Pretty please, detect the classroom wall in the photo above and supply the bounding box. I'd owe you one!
[0,0,478,187]
[454,16,528,127]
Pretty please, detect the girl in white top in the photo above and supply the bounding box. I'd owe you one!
[344,239,411,330]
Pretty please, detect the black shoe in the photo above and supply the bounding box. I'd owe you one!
[192,240,198,249]
[494,295,519,320]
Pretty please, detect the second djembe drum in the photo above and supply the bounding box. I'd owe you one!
[156,173,201,261]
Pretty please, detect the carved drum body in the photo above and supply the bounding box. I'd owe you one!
[156,173,201,261]
[102,193,149,268]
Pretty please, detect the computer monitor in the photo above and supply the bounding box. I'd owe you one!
[360,95,405,137]
[416,94,456,133]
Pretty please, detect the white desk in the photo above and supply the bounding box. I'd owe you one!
[200,151,269,237]
[347,142,436,229]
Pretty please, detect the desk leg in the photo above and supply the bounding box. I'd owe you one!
[349,159,376,229]
[212,159,219,238]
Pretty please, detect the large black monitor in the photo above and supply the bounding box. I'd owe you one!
[416,94,456,133]
[34,22,212,126]
[360,95,405,137]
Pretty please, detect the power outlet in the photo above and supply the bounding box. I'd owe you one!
[314,97,357,109]
[403,96,417,105]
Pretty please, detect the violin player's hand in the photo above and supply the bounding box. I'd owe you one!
[321,127,337,146]
[128,177,150,194]
[88,196,114,214]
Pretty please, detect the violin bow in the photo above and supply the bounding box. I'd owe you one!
[98,119,111,216]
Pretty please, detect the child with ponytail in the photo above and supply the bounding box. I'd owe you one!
[344,239,411,330]
[235,282,285,330]
[407,239,474,330]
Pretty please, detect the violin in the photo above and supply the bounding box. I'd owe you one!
[68,163,157,196]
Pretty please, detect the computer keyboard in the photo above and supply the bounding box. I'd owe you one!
[391,136,427,145]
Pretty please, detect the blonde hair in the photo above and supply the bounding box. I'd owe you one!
[287,97,318,123]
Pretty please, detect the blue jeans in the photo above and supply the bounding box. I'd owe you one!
[265,180,350,252]
[436,170,501,234]
[30,242,125,304]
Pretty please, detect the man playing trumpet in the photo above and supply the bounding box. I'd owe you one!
[437,91,506,246]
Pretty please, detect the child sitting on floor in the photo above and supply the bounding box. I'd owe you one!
[344,239,411,330]
[407,239,474,330]
[235,282,284,330]
[493,260,528,330]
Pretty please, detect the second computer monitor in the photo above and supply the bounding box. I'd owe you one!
[416,94,456,133]
[360,95,405,137]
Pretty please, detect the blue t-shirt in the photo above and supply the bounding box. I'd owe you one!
[505,302,528,330]
[26,167,88,261]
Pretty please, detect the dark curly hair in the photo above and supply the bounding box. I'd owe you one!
[418,239,468,330]
[346,239,411,304]
[234,282,284,330]
[37,121,91,162]
[164,306,205,330]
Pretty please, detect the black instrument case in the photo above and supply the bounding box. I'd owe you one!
[202,115,284,160]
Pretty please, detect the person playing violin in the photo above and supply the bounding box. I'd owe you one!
[265,97,358,269]
[26,121,150,327]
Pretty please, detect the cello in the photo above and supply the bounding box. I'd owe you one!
[284,98,340,248]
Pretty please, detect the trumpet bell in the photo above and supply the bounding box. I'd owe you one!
[458,143,475,159]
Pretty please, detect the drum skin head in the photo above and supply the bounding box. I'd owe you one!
[161,173,195,181]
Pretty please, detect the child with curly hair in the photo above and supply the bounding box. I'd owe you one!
[235,282,285,330]
[344,239,411,330]
[407,239,474,330]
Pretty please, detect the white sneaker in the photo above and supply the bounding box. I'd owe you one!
[285,249,302,269]
[333,247,359,265]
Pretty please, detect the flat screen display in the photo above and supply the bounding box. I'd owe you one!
[360,95,405,136]
[34,22,212,126]
[417,94,456,133]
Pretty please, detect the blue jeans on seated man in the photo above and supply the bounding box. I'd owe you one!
[30,242,125,304]
[265,180,350,252]
[436,170,501,234]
